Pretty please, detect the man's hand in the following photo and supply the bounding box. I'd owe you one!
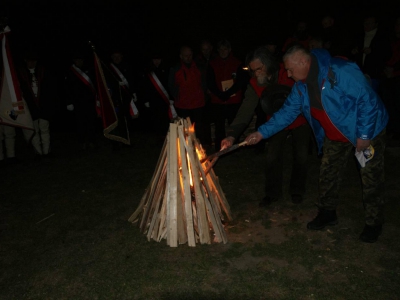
[356,138,371,152]
[221,136,235,150]
[245,131,263,145]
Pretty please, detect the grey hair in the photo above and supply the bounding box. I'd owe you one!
[282,44,311,61]
[245,46,279,79]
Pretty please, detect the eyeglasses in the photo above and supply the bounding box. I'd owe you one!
[248,64,264,76]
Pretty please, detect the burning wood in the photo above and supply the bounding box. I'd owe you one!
[128,117,233,247]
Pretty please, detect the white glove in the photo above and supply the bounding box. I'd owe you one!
[144,102,150,108]
[67,104,74,111]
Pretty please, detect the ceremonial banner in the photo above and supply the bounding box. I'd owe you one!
[0,26,34,133]
[92,46,130,145]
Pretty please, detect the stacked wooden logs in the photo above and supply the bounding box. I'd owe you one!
[128,118,232,247]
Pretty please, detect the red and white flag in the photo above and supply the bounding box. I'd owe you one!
[92,48,130,145]
[0,26,34,133]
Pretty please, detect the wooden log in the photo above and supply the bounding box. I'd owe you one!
[185,134,210,244]
[195,151,227,244]
[156,191,168,242]
[140,160,167,231]
[166,123,178,247]
[128,135,168,223]
[177,125,196,247]
[207,169,233,221]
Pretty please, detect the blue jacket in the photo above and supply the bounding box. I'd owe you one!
[258,48,388,154]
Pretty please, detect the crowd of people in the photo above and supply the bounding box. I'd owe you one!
[1,12,400,243]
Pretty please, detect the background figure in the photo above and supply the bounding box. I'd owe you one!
[195,39,217,149]
[17,50,57,159]
[281,20,312,53]
[207,39,248,151]
[64,50,99,150]
[350,12,391,92]
[107,48,137,150]
[168,45,206,142]
[319,14,350,57]
[0,125,17,166]
[137,51,171,140]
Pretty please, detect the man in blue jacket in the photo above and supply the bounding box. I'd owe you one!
[245,45,388,243]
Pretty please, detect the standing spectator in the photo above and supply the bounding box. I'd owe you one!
[168,45,206,141]
[64,50,99,150]
[195,39,217,149]
[282,20,312,53]
[221,46,311,206]
[319,14,350,57]
[207,39,248,151]
[350,13,391,92]
[17,50,57,158]
[244,45,388,243]
[137,50,172,140]
[108,48,137,149]
[0,125,17,166]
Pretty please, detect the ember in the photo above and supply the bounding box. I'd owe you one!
[128,117,233,247]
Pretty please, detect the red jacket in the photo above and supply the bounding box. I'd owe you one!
[209,54,243,104]
[172,61,205,109]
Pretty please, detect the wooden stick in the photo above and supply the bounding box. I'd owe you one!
[178,125,196,247]
[167,123,178,247]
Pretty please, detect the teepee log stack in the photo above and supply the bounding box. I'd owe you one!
[128,117,232,247]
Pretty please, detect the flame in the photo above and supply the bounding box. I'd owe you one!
[188,123,195,134]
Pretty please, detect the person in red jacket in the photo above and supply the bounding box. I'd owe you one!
[207,39,249,151]
[222,46,312,205]
[168,45,206,141]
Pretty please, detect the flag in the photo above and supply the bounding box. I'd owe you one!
[0,26,34,134]
[91,44,130,145]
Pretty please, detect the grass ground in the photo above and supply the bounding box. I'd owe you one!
[1,125,399,300]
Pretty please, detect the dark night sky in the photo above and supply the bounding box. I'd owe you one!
[2,0,399,71]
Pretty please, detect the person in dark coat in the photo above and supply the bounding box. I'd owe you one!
[18,50,57,157]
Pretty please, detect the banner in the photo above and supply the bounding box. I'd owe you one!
[0,26,34,134]
[92,46,130,145]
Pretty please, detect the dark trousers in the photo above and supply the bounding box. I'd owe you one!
[212,103,241,151]
[318,129,386,226]
[265,123,311,198]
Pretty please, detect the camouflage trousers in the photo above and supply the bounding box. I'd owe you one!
[318,129,386,226]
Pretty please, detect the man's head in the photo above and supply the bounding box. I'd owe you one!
[321,15,334,29]
[200,39,213,59]
[111,50,123,65]
[216,39,231,59]
[180,46,193,64]
[245,46,279,85]
[24,50,38,69]
[309,36,323,50]
[283,44,311,82]
[363,16,378,32]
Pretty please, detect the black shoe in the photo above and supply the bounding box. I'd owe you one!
[259,196,278,207]
[359,224,382,243]
[291,194,303,204]
[307,209,338,230]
